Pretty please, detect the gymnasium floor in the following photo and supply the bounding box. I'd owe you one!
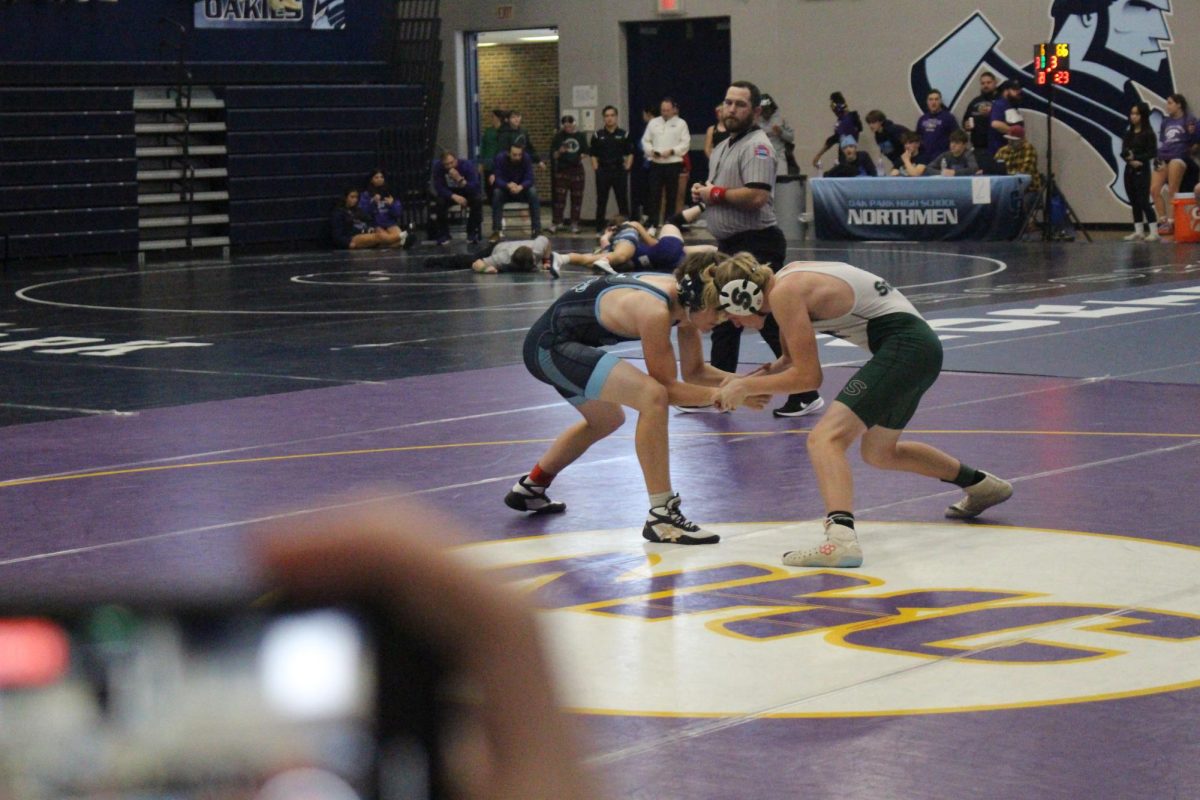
[2,235,1200,799]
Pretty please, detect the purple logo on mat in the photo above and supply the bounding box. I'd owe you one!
[472,523,1200,716]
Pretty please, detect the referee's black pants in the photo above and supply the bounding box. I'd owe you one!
[594,165,630,229]
[711,225,820,406]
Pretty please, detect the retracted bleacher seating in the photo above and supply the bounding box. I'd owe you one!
[0,87,138,262]
[224,84,424,246]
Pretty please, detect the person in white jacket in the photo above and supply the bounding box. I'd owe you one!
[640,97,691,227]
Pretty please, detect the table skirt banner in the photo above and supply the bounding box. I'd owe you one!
[811,176,1031,241]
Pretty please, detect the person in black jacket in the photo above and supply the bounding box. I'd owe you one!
[330,188,387,250]
[865,110,909,171]
[962,71,999,152]
[1121,101,1160,241]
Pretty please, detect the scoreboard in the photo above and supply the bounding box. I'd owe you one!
[1034,42,1070,86]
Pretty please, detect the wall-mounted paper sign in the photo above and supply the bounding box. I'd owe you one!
[572,85,598,108]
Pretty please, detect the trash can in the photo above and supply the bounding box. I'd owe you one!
[775,174,807,241]
[1172,193,1200,242]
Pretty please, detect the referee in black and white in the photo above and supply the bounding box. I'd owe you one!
[691,80,822,417]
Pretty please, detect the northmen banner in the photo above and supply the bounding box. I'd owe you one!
[811,176,1031,241]
[195,0,346,30]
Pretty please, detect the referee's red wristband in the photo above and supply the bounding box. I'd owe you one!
[709,186,728,205]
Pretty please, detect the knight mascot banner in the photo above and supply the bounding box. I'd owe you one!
[195,0,346,30]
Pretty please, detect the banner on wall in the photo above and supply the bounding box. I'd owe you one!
[194,0,346,30]
[811,176,1030,242]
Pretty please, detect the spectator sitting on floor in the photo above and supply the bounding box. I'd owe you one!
[994,124,1042,194]
[422,234,555,276]
[889,131,927,176]
[431,149,483,245]
[823,135,877,177]
[865,109,910,171]
[359,169,407,247]
[925,129,982,176]
[331,188,388,250]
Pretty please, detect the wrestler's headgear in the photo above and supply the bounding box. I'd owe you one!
[677,274,705,312]
[717,278,766,317]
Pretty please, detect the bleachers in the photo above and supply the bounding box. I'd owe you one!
[0,87,137,263]
[0,62,392,87]
[224,84,424,247]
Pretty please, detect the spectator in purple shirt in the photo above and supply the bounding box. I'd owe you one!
[1151,94,1197,236]
[491,143,541,240]
[916,90,959,165]
[812,91,862,169]
[431,150,483,245]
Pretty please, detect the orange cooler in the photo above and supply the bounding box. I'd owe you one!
[1173,193,1200,242]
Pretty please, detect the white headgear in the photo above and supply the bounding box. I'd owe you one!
[717,278,765,317]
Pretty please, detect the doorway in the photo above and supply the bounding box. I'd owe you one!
[465,28,559,203]
[623,17,731,184]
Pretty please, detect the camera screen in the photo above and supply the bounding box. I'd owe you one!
[0,605,426,800]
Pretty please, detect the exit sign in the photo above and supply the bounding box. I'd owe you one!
[657,0,684,14]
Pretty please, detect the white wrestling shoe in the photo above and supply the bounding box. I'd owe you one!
[642,494,719,545]
[592,258,616,275]
[671,404,729,414]
[782,522,863,568]
[945,472,1013,519]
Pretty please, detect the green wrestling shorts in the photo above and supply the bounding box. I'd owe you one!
[836,312,943,430]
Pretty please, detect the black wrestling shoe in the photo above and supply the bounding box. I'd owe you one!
[772,394,825,418]
[505,475,566,514]
[642,494,719,545]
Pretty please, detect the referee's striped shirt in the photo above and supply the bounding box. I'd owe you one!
[706,126,778,240]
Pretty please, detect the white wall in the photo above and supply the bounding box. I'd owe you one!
[438,0,1199,224]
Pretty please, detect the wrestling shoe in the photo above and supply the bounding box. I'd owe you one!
[504,475,566,514]
[592,258,617,275]
[782,521,863,568]
[945,472,1013,519]
[642,494,719,545]
[548,251,565,279]
[1123,231,1145,241]
[772,395,825,418]
[671,404,728,414]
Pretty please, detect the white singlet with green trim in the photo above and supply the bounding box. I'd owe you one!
[775,261,921,348]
